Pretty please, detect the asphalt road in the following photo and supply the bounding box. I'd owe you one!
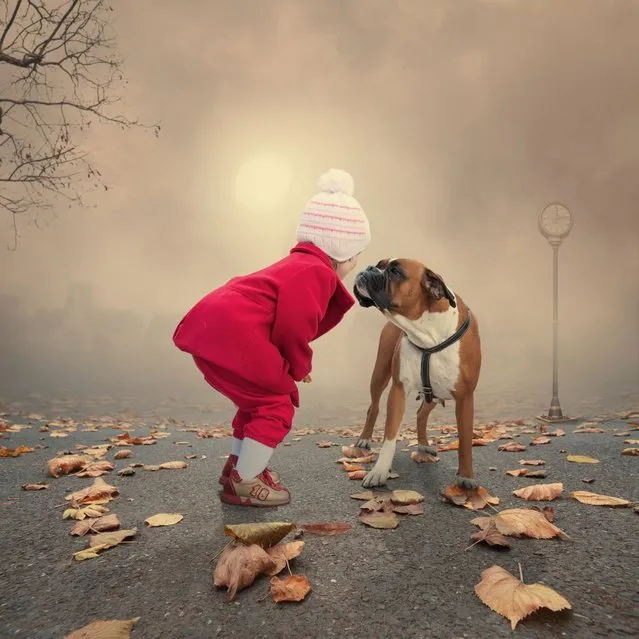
[1,406,638,639]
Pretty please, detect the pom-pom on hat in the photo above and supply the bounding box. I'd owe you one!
[295,168,371,262]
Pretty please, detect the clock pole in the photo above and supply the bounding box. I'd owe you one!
[537,203,576,424]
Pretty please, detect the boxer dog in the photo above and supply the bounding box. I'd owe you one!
[352,258,481,490]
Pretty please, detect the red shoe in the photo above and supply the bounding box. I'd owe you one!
[220,468,290,507]
[218,454,280,485]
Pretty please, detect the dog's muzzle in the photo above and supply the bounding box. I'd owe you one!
[353,266,392,310]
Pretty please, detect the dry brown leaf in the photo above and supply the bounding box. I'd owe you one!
[566,455,599,464]
[342,462,365,472]
[513,483,563,502]
[392,503,425,515]
[337,453,375,464]
[506,469,529,477]
[468,522,511,549]
[66,477,119,505]
[498,442,527,452]
[74,529,137,561]
[624,439,639,445]
[621,447,639,456]
[348,469,367,480]
[301,523,352,536]
[113,450,131,460]
[65,617,140,639]
[214,543,275,601]
[47,455,87,477]
[76,461,115,478]
[316,441,334,448]
[158,461,188,470]
[410,450,440,463]
[441,484,500,510]
[341,445,374,458]
[475,565,571,629]
[22,482,49,491]
[574,427,604,433]
[530,506,556,522]
[391,489,424,505]
[472,508,567,539]
[519,459,545,466]
[70,514,121,537]
[359,510,400,529]
[530,436,551,446]
[143,464,161,471]
[569,491,630,507]
[224,522,295,548]
[549,428,566,437]
[63,504,110,521]
[270,574,311,603]
[526,470,548,478]
[264,541,305,576]
[360,497,388,512]
[144,513,183,527]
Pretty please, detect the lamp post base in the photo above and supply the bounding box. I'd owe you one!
[536,413,580,424]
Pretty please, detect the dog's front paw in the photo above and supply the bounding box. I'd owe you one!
[354,438,372,451]
[362,464,390,488]
[417,444,438,456]
[455,476,479,490]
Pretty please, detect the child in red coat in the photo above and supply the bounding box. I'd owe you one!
[173,169,371,507]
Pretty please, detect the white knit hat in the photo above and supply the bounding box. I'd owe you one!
[296,169,371,262]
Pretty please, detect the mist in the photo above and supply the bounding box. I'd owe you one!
[1,0,637,423]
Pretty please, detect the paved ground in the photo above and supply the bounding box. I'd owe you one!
[0,405,638,639]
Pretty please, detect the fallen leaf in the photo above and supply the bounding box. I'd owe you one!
[530,436,551,446]
[530,506,555,522]
[158,461,188,470]
[410,450,440,463]
[47,455,87,477]
[114,450,131,460]
[468,523,511,549]
[49,431,69,438]
[569,491,630,507]
[22,483,48,491]
[472,508,567,539]
[76,461,115,478]
[506,469,529,477]
[526,470,548,478]
[513,483,563,502]
[519,459,545,466]
[441,484,500,510]
[392,503,425,515]
[74,529,137,561]
[348,470,367,480]
[360,497,388,512]
[498,443,527,452]
[337,453,375,464]
[213,543,275,601]
[581,477,595,484]
[65,617,140,639]
[341,446,373,458]
[624,439,639,445]
[270,574,312,603]
[224,522,295,547]
[301,523,352,536]
[66,477,119,505]
[574,427,604,433]
[118,467,135,476]
[63,504,110,520]
[144,513,184,527]
[388,471,400,479]
[342,462,365,472]
[474,564,571,629]
[549,429,566,437]
[390,489,424,505]
[350,490,390,501]
[70,514,121,536]
[264,541,305,576]
[359,510,400,529]
[143,464,161,471]
[566,455,599,464]
[621,447,639,456]
[185,454,198,459]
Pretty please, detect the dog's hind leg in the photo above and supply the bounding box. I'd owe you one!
[416,400,438,457]
[354,322,402,452]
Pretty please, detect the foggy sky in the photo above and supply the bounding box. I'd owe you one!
[1,0,638,415]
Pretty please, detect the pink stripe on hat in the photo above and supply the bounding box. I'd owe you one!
[303,211,367,223]
[308,200,362,211]
[298,223,368,236]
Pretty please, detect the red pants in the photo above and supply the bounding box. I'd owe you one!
[193,356,295,449]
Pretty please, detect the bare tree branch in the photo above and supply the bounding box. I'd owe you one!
[0,0,160,249]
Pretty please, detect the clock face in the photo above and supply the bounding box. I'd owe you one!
[539,203,573,238]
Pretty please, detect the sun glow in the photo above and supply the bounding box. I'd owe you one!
[234,152,293,213]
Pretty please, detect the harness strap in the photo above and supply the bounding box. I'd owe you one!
[418,310,472,404]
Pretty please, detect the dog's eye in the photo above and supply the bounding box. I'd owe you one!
[388,264,401,278]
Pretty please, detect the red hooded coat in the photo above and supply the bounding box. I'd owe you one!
[173,242,355,408]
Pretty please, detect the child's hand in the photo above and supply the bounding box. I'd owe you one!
[302,375,312,383]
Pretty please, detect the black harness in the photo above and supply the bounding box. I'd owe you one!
[414,310,472,405]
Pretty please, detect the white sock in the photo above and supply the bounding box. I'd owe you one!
[231,437,243,456]
[235,438,274,481]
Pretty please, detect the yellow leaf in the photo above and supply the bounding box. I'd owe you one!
[358,511,400,529]
[158,460,188,469]
[475,565,571,629]
[73,543,111,561]
[65,618,140,639]
[390,489,424,505]
[472,508,568,539]
[264,541,305,576]
[144,513,183,527]
[223,522,295,548]
[569,491,630,507]
[88,528,137,548]
[566,455,599,464]
[512,483,563,502]
[65,477,119,504]
[621,447,639,456]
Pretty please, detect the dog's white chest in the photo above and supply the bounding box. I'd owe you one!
[385,307,461,400]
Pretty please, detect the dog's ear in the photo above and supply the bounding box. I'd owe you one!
[422,268,456,308]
